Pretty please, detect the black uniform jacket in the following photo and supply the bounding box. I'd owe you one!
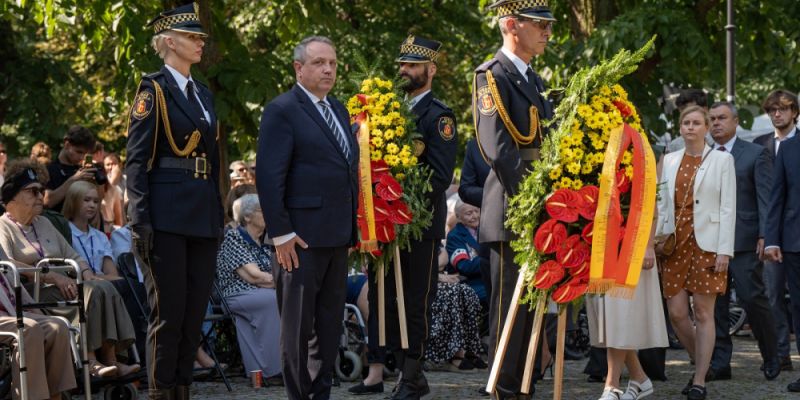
[126,66,224,239]
[412,92,458,240]
[474,50,554,243]
[256,84,359,248]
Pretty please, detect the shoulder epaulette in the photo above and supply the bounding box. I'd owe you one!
[144,70,164,80]
[431,98,453,113]
[474,58,499,73]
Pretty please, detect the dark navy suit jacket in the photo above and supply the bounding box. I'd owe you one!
[766,136,800,252]
[727,139,773,252]
[256,84,358,248]
[458,138,491,208]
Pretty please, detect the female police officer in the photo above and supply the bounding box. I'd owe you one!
[125,3,223,399]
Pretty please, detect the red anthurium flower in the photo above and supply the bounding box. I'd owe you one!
[376,174,403,201]
[581,222,594,244]
[577,185,599,220]
[532,260,566,289]
[551,278,589,304]
[612,100,633,118]
[371,160,391,181]
[545,189,582,223]
[569,261,590,281]
[372,197,391,222]
[616,170,631,194]
[389,200,413,225]
[556,234,590,268]
[534,219,568,254]
[375,220,396,243]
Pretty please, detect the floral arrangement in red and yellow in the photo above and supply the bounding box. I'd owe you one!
[507,37,658,307]
[346,77,433,264]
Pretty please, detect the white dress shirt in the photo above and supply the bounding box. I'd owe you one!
[714,135,736,152]
[500,47,531,82]
[164,64,210,123]
[773,126,797,155]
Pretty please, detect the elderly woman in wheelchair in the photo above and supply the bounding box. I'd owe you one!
[0,160,139,379]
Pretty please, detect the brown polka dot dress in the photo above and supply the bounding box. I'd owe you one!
[661,154,727,299]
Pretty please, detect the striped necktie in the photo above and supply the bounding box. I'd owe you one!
[318,101,351,160]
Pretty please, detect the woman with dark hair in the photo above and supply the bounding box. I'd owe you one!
[0,159,139,378]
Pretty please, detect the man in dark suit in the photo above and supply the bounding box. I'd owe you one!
[754,90,799,369]
[383,35,457,399]
[766,134,800,391]
[256,36,358,400]
[473,1,555,398]
[126,5,224,399]
[706,102,780,381]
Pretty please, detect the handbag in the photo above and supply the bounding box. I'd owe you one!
[654,149,712,258]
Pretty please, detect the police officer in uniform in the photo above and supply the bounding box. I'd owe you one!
[384,35,457,399]
[473,1,555,398]
[126,4,223,399]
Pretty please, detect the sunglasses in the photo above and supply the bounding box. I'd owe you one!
[22,186,46,197]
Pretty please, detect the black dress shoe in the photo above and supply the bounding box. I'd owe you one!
[390,380,421,400]
[681,375,694,395]
[586,374,605,383]
[705,366,732,381]
[687,385,707,400]
[788,378,800,392]
[781,355,794,371]
[349,381,384,395]
[763,359,781,381]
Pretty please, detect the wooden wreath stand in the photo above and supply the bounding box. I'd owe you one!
[486,273,569,399]
[378,244,409,349]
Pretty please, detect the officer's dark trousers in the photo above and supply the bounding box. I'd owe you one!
[384,239,438,363]
[140,231,217,390]
[275,246,348,400]
[488,241,550,398]
[712,251,778,369]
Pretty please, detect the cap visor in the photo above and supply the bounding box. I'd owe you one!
[518,11,556,21]
[395,55,431,64]
[170,27,208,36]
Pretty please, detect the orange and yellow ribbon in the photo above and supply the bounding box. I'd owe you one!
[589,123,657,297]
[355,111,378,252]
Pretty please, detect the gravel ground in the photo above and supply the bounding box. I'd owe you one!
[126,335,799,399]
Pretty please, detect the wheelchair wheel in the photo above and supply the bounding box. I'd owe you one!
[729,305,747,336]
[335,350,362,382]
[102,383,138,400]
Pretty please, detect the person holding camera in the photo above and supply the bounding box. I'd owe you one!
[44,125,107,213]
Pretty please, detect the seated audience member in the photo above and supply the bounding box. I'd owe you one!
[44,126,106,212]
[0,159,139,378]
[446,200,487,303]
[216,194,281,383]
[0,267,76,400]
[424,242,484,372]
[224,183,257,230]
[109,225,144,283]
[30,141,52,165]
[229,160,255,188]
[62,181,121,279]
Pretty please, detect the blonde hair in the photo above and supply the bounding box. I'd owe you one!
[679,105,709,127]
[150,31,175,59]
[62,180,99,221]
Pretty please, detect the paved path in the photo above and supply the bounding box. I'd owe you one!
[146,336,798,399]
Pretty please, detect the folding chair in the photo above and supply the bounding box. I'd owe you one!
[1,258,92,400]
[198,282,235,391]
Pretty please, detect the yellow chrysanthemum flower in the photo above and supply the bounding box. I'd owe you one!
[566,162,581,175]
[392,101,401,110]
[384,155,399,167]
[383,130,395,140]
[571,179,584,190]
[386,143,399,155]
[396,126,405,136]
[599,86,612,97]
[371,137,384,148]
[549,166,562,180]
[371,150,382,161]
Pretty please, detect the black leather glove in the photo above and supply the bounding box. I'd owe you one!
[131,224,154,265]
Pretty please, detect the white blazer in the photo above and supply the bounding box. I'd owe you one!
[656,146,737,257]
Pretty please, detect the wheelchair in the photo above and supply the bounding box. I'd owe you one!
[335,302,368,382]
[0,258,142,400]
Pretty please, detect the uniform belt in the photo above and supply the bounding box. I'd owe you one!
[158,157,208,176]
[519,148,540,161]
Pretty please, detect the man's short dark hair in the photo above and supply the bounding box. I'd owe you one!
[762,89,799,115]
[676,89,708,110]
[64,125,96,149]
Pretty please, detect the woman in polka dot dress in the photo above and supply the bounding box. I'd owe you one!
[656,105,737,400]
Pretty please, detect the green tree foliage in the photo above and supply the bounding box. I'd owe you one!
[2,0,798,162]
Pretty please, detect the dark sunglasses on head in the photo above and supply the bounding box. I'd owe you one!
[22,186,46,197]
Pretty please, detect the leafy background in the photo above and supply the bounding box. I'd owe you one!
[2,0,798,177]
